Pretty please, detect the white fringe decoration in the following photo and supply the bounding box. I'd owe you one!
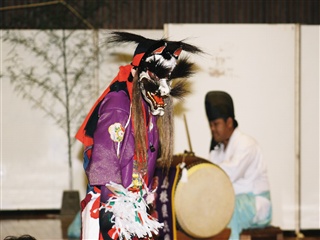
[100,182,163,240]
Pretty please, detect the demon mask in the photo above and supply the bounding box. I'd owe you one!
[108,31,202,116]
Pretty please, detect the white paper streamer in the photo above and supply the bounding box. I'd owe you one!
[100,182,163,240]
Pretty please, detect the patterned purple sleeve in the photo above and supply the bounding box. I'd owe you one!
[86,91,134,188]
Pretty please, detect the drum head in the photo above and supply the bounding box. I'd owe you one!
[174,162,235,238]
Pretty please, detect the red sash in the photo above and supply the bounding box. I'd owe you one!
[75,64,133,148]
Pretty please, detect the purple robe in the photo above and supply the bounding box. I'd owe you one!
[86,89,160,202]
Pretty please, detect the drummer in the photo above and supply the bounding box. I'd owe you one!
[204,91,272,240]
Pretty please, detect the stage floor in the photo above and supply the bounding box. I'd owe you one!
[0,211,72,240]
[0,212,319,240]
[1,218,64,239]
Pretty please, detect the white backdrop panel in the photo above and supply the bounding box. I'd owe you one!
[1,77,69,209]
[300,25,320,229]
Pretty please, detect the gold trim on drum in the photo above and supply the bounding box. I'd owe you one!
[174,162,235,239]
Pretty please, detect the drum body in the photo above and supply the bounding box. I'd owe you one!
[172,155,235,239]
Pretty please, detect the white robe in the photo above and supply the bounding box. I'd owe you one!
[209,128,272,239]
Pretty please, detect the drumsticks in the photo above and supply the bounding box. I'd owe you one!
[183,114,194,155]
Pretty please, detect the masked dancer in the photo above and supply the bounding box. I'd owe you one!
[76,32,202,240]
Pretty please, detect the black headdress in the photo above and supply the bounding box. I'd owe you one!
[205,91,236,121]
[108,31,203,98]
[205,91,239,150]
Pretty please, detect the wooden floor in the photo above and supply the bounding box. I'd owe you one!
[0,211,73,240]
[1,211,319,240]
[1,218,65,239]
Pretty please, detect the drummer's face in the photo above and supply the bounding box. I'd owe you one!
[209,117,233,144]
